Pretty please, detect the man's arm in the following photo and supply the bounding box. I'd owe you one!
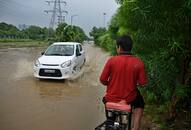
[100,80,109,86]
[137,61,147,86]
[99,58,111,86]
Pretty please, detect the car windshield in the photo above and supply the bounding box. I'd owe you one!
[45,45,74,56]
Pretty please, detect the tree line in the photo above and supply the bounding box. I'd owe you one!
[0,22,87,43]
[90,0,191,129]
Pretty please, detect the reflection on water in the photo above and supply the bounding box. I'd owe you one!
[35,79,82,98]
[36,80,67,97]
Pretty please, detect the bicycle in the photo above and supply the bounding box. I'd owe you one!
[95,100,132,130]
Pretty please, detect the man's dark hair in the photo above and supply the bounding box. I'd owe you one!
[116,35,133,52]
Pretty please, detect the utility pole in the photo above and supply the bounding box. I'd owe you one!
[71,14,78,26]
[103,12,106,28]
[44,0,68,29]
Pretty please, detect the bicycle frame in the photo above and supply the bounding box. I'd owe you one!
[95,104,132,130]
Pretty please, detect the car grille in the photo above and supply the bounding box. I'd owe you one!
[39,69,62,77]
[42,64,59,66]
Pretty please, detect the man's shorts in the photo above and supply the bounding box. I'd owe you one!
[102,90,145,109]
[130,90,145,109]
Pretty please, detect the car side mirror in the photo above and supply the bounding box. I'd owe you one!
[76,52,81,57]
[41,52,45,55]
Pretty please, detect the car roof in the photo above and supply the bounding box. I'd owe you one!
[52,42,81,46]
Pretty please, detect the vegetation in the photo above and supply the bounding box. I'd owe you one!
[55,23,87,43]
[89,27,117,54]
[89,27,107,44]
[0,22,27,39]
[90,0,191,128]
[0,22,87,45]
[23,26,55,40]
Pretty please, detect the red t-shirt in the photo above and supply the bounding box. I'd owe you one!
[100,55,147,103]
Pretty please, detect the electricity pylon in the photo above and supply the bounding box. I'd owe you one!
[44,0,68,28]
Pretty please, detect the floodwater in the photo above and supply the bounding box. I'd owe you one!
[0,44,109,130]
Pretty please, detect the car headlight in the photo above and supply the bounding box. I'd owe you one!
[61,60,71,68]
[34,60,41,67]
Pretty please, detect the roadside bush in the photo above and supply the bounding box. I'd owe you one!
[89,27,107,45]
[98,33,116,54]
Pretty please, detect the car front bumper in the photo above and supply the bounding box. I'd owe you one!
[33,65,72,79]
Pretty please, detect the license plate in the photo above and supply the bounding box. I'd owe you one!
[44,69,55,73]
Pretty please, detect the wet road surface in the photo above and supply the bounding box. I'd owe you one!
[0,44,109,130]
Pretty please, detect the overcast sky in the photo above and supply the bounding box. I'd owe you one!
[0,0,119,35]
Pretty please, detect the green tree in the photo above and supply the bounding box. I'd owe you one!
[0,22,21,39]
[89,27,107,45]
[23,25,44,40]
[0,22,55,40]
[55,23,87,43]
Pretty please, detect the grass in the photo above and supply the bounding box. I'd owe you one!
[0,38,33,42]
[143,104,172,130]
[143,104,191,130]
[0,39,50,48]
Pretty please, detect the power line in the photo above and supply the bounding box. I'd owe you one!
[44,0,68,29]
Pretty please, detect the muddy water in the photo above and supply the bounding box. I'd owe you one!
[0,44,109,130]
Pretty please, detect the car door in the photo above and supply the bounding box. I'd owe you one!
[78,44,85,66]
[77,44,85,67]
[75,44,81,70]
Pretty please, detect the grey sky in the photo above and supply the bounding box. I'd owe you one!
[0,0,119,35]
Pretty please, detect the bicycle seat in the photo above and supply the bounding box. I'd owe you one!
[105,100,131,113]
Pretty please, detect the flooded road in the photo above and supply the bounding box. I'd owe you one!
[0,44,109,130]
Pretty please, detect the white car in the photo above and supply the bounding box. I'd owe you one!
[33,42,85,79]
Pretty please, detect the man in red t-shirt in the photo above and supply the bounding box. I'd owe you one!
[100,35,147,130]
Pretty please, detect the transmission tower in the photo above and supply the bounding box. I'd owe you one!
[44,0,68,28]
